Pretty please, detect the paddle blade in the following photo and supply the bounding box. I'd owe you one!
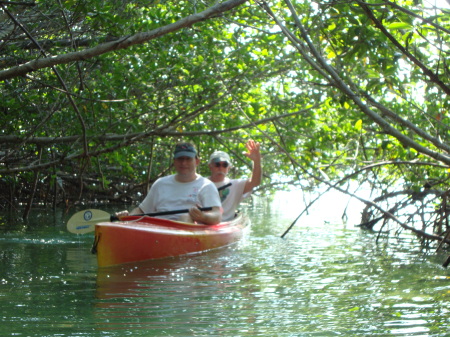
[67,209,112,234]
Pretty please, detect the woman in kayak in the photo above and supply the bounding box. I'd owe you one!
[116,142,222,225]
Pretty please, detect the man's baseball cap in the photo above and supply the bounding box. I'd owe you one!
[209,151,231,164]
[174,143,197,158]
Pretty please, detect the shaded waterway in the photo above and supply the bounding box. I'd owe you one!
[1,190,450,336]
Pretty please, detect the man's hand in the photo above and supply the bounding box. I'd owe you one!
[115,210,130,218]
[189,205,222,225]
[243,140,262,194]
[244,139,261,162]
[115,207,142,218]
[189,206,204,222]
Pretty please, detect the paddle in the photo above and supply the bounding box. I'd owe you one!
[67,207,213,234]
[218,183,232,190]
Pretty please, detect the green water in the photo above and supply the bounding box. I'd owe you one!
[1,191,450,336]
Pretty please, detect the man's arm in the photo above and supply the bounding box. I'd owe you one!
[189,206,222,225]
[129,207,144,215]
[243,140,262,194]
[115,207,143,217]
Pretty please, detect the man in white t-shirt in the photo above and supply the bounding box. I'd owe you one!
[208,140,262,221]
[117,142,222,225]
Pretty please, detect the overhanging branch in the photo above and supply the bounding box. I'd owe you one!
[0,0,249,81]
[0,108,312,174]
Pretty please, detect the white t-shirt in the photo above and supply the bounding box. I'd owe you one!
[139,174,221,220]
[213,177,250,221]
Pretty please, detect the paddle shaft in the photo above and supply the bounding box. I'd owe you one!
[67,207,214,234]
[114,207,213,221]
[217,182,232,191]
[119,185,228,221]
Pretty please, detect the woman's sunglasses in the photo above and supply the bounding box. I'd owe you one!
[214,162,229,168]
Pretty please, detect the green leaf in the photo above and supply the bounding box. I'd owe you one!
[387,22,413,30]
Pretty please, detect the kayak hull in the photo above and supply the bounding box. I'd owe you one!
[93,214,249,267]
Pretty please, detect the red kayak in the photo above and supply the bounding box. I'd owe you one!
[92,214,249,267]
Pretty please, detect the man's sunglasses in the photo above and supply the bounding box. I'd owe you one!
[214,162,229,168]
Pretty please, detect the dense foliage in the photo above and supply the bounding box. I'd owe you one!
[1,0,450,251]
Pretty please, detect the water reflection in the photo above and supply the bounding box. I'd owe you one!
[2,193,450,336]
[95,258,187,300]
[93,247,260,333]
[89,222,450,336]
